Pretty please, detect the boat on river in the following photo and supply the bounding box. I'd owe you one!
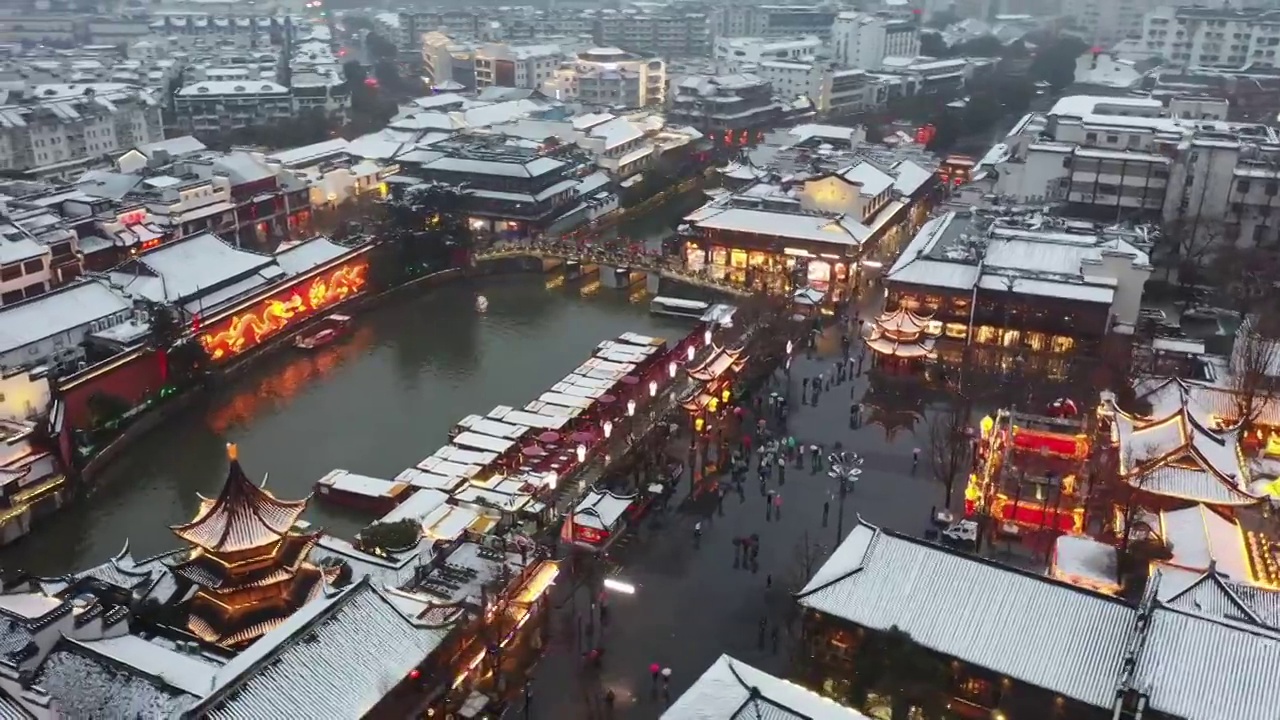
[294,313,352,350]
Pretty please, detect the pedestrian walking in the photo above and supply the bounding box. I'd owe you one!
[912,447,921,471]
[766,574,772,589]
[774,493,783,519]
[823,500,830,525]
[802,377,809,394]
[771,626,780,654]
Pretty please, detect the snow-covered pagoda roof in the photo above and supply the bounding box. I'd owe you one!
[170,444,310,553]
[192,577,458,718]
[664,654,870,719]
[1112,402,1258,506]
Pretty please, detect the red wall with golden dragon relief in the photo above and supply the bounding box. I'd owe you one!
[198,256,370,362]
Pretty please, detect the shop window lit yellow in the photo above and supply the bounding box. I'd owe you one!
[1051,336,1075,353]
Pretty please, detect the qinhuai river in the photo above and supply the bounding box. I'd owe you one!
[3,196,705,574]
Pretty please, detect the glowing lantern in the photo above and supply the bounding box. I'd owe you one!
[721,388,731,403]
[694,416,705,433]
[575,445,586,463]
[686,345,695,362]
[668,360,677,379]
[603,420,613,439]
[703,328,712,346]
[980,415,995,437]
[648,379,658,397]
[627,398,636,417]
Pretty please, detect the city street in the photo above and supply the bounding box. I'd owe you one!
[521,314,948,719]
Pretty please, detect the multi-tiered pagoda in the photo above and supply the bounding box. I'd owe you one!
[168,444,333,649]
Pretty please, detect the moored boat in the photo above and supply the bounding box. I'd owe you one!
[294,313,352,350]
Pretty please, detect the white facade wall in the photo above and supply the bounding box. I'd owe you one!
[713,36,825,66]
[832,12,919,71]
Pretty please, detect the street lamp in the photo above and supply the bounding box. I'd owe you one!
[576,445,587,464]
[668,360,677,379]
[603,420,613,439]
[686,345,695,362]
[648,379,658,398]
[626,398,636,417]
[827,450,864,540]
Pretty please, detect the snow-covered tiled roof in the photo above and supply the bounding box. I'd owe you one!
[1159,505,1251,581]
[1156,565,1280,628]
[0,279,131,358]
[1127,604,1280,720]
[272,236,354,277]
[689,207,868,247]
[797,522,1137,709]
[573,488,635,530]
[33,641,200,717]
[664,654,869,719]
[197,579,455,718]
[105,232,283,306]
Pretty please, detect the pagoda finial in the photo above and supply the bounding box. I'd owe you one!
[227,443,238,462]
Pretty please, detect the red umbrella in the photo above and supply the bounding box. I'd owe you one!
[537,431,561,443]
[621,375,640,385]
[522,445,548,457]
[571,431,595,444]
[598,394,617,404]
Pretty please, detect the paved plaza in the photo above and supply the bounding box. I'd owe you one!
[520,316,950,719]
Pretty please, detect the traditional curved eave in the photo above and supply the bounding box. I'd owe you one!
[874,307,936,336]
[171,451,310,554]
[866,336,936,359]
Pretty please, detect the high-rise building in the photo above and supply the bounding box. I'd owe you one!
[831,11,920,70]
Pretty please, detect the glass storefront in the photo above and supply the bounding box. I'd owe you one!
[684,243,852,300]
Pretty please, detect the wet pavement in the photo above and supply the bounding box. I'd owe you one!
[518,312,950,719]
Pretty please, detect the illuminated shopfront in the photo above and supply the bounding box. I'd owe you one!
[683,243,853,296]
[198,255,370,362]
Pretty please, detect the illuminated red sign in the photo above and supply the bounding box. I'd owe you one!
[574,525,609,546]
[198,258,368,362]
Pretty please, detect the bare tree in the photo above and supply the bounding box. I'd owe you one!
[927,400,970,507]
[773,532,828,637]
[1230,315,1280,433]
[1112,445,1171,599]
[1211,244,1280,317]
[1160,218,1224,307]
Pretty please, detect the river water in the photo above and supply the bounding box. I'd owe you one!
[4,196,703,575]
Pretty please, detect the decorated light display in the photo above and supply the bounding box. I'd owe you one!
[575,445,586,463]
[648,379,658,397]
[686,345,695,362]
[199,259,368,361]
[603,420,613,439]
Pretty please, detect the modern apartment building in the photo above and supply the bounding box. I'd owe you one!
[172,80,293,135]
[595,7,713,58]
[543,47,666,108]
[973,94,1280,249]
[475,43,566,90]
[1062,0,1163,45]
[0,86,163,180]
[1141,6,1280,69]
[711,5,840,40]
[831,11,920,71]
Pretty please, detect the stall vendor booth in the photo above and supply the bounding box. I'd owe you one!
[561,487,637,552]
